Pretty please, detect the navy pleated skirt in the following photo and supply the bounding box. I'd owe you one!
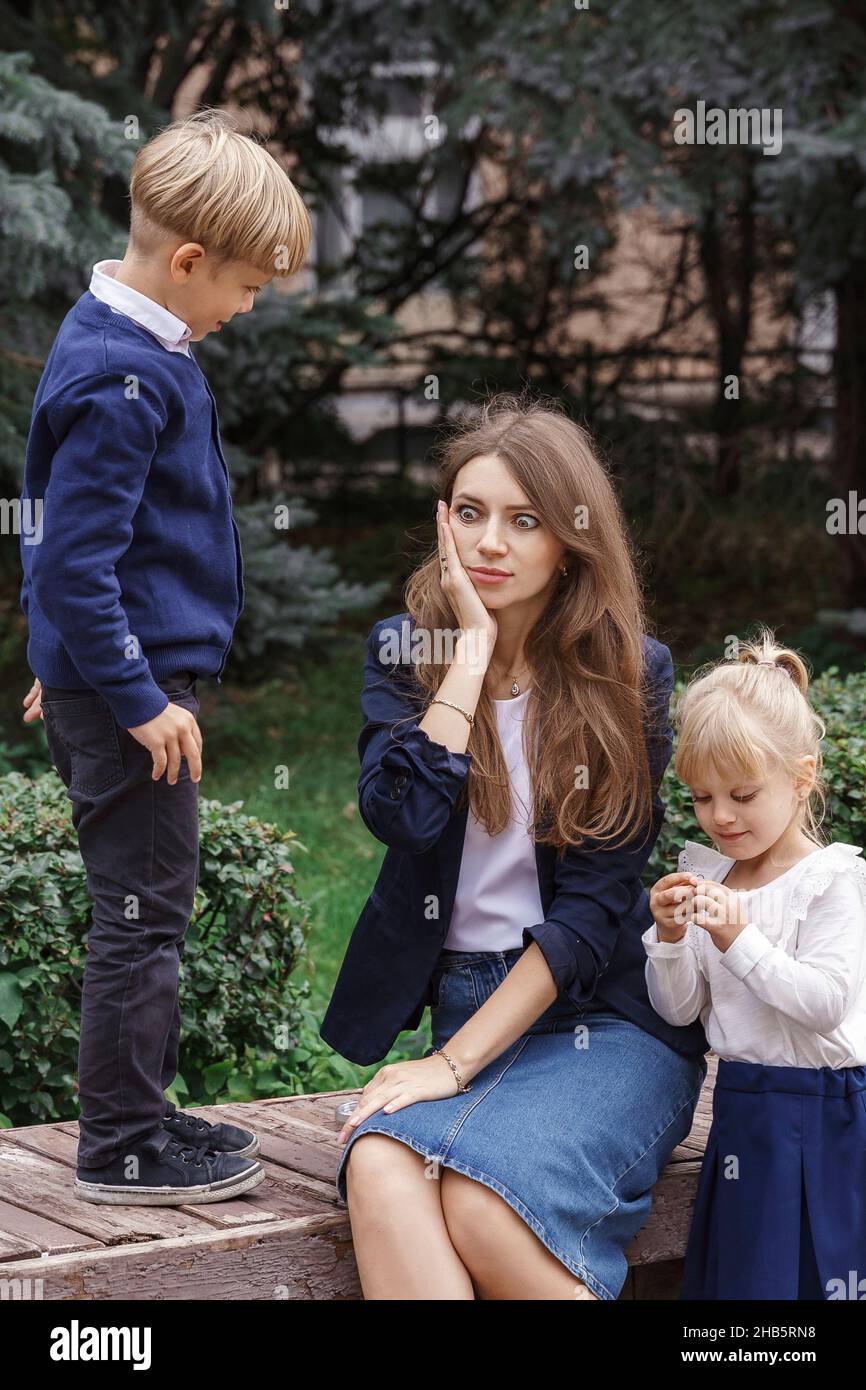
[681,1058,866,1301]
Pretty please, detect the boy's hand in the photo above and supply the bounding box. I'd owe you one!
[649,872,701,942]
[22,677,44,722]
[128,703,203,784]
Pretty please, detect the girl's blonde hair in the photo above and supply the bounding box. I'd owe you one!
[128,108,312,277]
[673,627,827,846]
[398,390,658,856]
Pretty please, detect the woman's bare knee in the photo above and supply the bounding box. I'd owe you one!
[344,1133,430,1204]
[343,1135,475,1299]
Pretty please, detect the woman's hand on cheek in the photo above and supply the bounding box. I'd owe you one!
[436,500,498,652]
[337,1054,460,1144]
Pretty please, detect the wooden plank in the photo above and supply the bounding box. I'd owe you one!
[211,1108,345,1187]
[0,1229,41,1261]
[0,1136,219,1243]
[259,1087,361,1105]
[301,1094,359,1128]
[0,1201,104,1260]
[667,1141,699,1162]
[5,1124,80,1168]
[2,1129,334,1234]
[22,1114,341,1222]
[0,1212,361,1301]
[188,1100,341,1144]
[625,1159,704,1264]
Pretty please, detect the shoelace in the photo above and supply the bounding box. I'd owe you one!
[167,1136,211,1168]
[170,1112,212,1137]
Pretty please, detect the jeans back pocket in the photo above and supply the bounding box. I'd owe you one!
[41,694,126,797]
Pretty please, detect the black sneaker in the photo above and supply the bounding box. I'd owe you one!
[74,1127,265,1205]
[162,1105,260,1158]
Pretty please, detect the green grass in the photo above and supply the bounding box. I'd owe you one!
[199,637,376,1005]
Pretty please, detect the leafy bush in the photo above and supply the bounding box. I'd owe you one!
[648,665,866,880]
[0,770,338,1128]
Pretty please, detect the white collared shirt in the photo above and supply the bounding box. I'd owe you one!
[642,838,866,1067]
[88,259,193,355]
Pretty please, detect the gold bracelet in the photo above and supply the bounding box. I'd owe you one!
[429,697,474,726]
[432,1046,472,1093]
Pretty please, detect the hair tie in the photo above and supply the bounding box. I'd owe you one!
[757,660,793,680]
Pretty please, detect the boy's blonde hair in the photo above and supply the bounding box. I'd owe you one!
[673,627,827,846]
[128,108,312,277]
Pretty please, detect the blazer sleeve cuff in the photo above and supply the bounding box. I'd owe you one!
[382,724,472,787]
[521,920,599,1004]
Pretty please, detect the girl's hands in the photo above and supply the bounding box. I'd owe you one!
[337,1053,462,1144]
[650,874,748,950]
[690,880,749,949]
[436,499,497,657]
[650,872,700,941]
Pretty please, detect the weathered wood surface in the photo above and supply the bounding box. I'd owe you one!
[0,1054,717,1299]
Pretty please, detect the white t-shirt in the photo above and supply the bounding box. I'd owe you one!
[443,686,544,951]
[642,838,866,1067]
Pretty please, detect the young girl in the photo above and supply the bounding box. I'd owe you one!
[644,632,866,1301]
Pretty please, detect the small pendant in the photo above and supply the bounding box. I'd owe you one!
[511,679,520,696]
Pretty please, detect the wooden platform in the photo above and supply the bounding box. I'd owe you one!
[0,1054,717,1299]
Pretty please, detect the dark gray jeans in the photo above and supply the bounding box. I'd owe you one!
[40,671,200,1168]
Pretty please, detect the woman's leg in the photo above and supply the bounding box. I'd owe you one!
[439,1167,599,1300]
[344,1133,598,1300]
[344,1134,476,1299]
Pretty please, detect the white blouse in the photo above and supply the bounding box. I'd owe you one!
[444,686,545,951]
[642,838,866,1067]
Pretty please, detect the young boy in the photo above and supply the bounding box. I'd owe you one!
[18,109,312,1205]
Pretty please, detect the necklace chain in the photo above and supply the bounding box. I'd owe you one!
[490,660,531,697]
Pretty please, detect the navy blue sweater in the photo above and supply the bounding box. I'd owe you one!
[19,292,245,728]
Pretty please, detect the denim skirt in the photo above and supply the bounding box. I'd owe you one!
[681,1059,866,1301]
[335,947,707,1300]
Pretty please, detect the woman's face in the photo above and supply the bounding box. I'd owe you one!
[447,454,567,609]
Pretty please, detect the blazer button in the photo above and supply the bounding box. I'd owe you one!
[389,786,401,799]
[394,773,408,789]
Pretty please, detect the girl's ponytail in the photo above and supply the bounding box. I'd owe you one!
[735,631,810,699]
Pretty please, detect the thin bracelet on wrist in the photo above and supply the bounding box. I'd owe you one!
[429,697,474,726]
[432,1046,472,1092]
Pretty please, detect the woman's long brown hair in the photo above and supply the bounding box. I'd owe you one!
[397,391,657,857]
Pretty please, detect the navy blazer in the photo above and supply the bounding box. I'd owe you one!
[319,611,709,1066]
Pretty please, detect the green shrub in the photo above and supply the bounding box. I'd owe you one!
[0,770,334,1128]
[648,665,866,879]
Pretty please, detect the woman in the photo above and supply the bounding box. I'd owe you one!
[319,392,708,1300]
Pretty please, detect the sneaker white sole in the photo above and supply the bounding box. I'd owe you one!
[74,1162,266,1205]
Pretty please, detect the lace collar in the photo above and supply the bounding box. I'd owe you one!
[677,839,866,949]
